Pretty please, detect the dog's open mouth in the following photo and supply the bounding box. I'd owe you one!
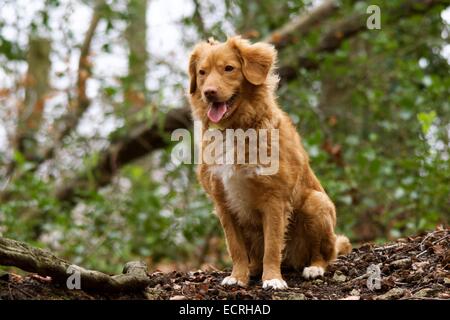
[207,94,237,123]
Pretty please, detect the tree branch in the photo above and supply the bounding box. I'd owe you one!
[55,106,192,202]
[263,0,340,50]
[192,0,207,37]
[0,236,152,292]
[278,0,449,82]
[41,1,105,161]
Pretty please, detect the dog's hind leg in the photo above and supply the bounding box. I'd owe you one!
[298,190,337,279]
[246,233,264,278]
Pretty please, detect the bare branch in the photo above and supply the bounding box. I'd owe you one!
[55,106,192,202]
[41,1,105,161]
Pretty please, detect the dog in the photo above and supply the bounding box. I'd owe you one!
[187,36,351,290]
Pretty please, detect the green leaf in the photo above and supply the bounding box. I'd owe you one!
[417,111,436,135]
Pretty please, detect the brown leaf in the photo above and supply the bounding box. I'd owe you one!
[432,244,445,256]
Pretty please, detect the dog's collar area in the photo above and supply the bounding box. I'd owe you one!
[208,122,226,131]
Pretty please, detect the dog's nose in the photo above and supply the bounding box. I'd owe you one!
[203,87,218,101]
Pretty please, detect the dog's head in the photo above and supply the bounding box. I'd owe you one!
[188,36,277,125]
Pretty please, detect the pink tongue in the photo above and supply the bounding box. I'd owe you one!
[207,102,227,123]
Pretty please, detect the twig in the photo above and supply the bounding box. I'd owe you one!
[373,244,400,251]
[8,283,13,299]
[419,232,433,251]
[403,297,447,300]
[348,272,369,282]
[416,232,448,258]
[1,279,33,298]
[416,249,429,258]
[432,235,448,245]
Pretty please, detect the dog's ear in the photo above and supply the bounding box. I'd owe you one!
[228,36,276,86]
[188,46,200,94]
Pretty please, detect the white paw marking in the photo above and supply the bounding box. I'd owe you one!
[262,279,288,290]
[302,266,325,279]
[221,276,246,287]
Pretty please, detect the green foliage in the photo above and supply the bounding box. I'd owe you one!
[417,111,437,135]
[277,2,450,240]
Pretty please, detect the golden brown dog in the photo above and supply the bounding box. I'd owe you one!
[188,36,351,289]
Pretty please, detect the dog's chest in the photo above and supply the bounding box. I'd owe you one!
[210,165,261,224]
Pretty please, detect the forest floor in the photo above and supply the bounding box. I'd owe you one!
[0,227,448,300]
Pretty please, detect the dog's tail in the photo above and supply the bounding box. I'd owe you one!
[335,234,352,256]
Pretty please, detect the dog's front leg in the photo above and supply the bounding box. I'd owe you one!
[216,205,249,287]
[260,201,288,289]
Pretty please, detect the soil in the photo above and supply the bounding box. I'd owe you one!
[1,227,448,300]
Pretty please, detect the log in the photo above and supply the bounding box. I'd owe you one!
[0,237,152,292]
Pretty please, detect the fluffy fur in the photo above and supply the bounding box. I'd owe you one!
[188,36,351,290]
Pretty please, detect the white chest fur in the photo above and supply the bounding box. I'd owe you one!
[210,165,263,225]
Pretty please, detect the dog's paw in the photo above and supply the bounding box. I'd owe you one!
[221,276,247,287]
[262,278,288,290]
[302,266,325,279]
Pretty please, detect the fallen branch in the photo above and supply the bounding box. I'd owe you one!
[0,237,152,292]
[41,0,105,162]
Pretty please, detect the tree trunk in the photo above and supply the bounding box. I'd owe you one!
[124,0,148,111]
[16,37,51,162]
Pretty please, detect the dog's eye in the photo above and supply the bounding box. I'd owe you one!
[199,69,206,75]
[224,65,234,72]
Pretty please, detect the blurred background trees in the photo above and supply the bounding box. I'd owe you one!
[0,0,449,273]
